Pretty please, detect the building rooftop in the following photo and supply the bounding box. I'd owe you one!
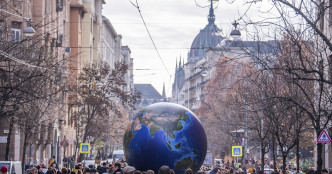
[134,84,162,99]
[187,1,224,62]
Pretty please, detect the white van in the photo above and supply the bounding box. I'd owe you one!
[0,161,22,174]
[112,150,125,160]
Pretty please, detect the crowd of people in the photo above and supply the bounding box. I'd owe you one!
[21,161,332,174]
[23,160,205,174]
[21,155,327,174]
[205,163,332,174]
[0,164,215,174]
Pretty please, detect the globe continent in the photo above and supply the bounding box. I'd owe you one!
[123,102,207,174]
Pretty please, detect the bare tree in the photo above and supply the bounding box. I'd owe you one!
[235,0,332,170]
[0,1,69,165]
[198,36,313,172]
[72,62,140,161]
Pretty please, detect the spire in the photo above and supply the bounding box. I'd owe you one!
[179,56,182,68]
[162,82,166,99]
[175,57,178,72]
[208,0,215,25]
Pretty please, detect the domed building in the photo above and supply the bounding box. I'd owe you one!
[170,0,280,163]
[171,0,224,106]
[172,1,279,110]
[187,0,224,63]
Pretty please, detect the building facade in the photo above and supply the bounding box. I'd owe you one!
[170,0,278,160]
[0,0,134,167]
[101,16,117,69]
[172,1,277,112]
[171,0,224,110]
[0,0,78,166]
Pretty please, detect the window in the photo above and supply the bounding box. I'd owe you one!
[11,21,21,42]
[56,0,64,12]
[57,34,63,47]
[11,28,20,42]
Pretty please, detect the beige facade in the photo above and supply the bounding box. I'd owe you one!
[79,0,104,67]
[0,0,135,166]
[0,0,85,167]
[0,0,33,162]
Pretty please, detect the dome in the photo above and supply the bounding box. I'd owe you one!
[230,29,241,38]
[188,24,224,62]
[187,1,224,62]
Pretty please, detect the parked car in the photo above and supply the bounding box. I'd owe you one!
[0,161,22,174]
[82,160,95,167]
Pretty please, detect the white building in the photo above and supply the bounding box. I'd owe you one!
[172,1,278,112]
[101,16,134,92]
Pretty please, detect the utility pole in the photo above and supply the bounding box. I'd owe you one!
[243,92,248,170]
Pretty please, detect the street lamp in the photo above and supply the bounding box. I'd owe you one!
[230,21,241,39]
[23,19,35,37]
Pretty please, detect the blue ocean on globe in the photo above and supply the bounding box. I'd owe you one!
[123,102,207,174]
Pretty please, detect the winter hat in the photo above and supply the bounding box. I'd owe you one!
[123,166,136,174]
[1,166,8,173]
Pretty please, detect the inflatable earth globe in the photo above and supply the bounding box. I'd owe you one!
[123,102,207,174]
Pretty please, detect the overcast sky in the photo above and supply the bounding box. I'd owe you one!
[102,0,256,97]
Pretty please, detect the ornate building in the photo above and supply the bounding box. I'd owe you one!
[171,0,224,109]
[171,0,278,112]
[187,1,224,63]
[170,0,279,161]
[171,58,185,104]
